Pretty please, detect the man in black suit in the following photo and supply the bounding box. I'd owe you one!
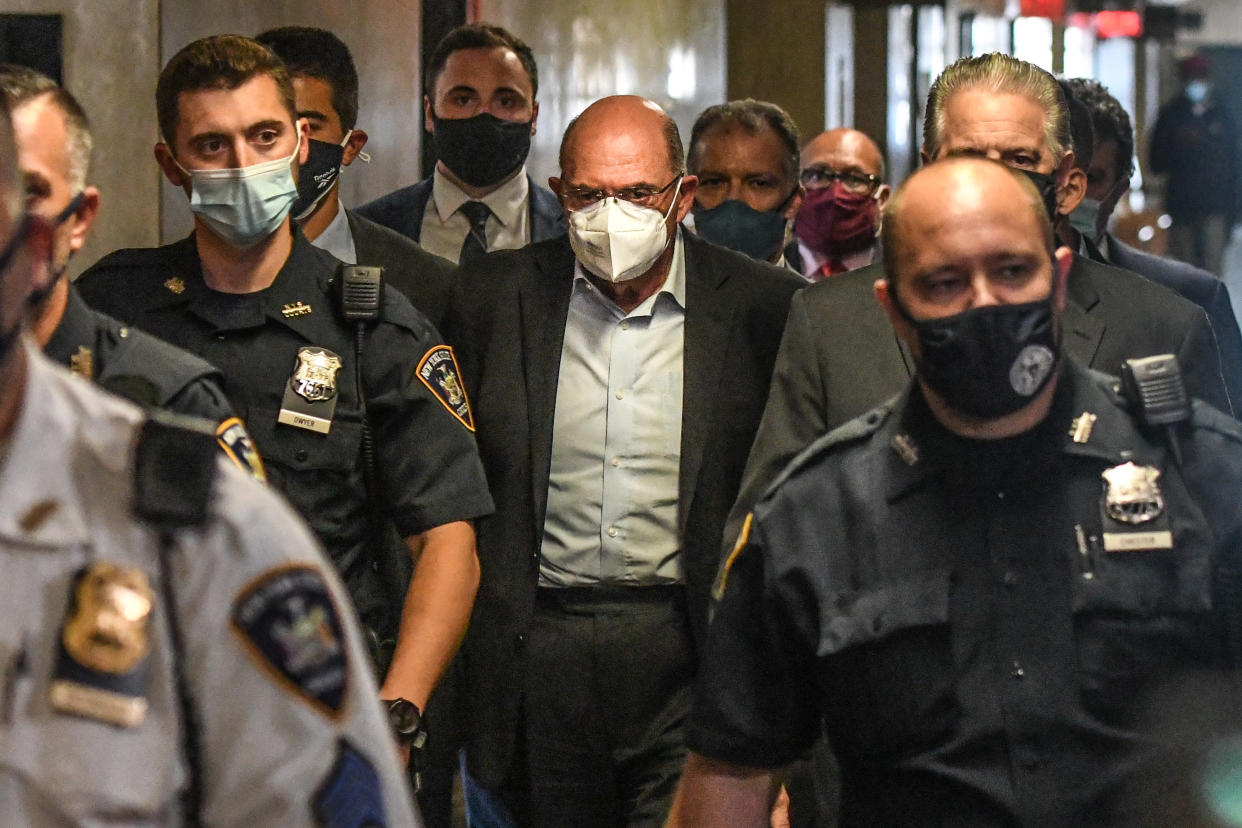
[442,95,803,827]
[356,23,565,264]
[1064,76,1242,416]
[255,27,456,325]
[728,52,1231,563]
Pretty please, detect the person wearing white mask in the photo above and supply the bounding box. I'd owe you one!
[76,34,497,777]
[439,94,803,827]
[255,26,458,327]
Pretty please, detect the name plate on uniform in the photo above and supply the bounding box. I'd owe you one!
[1102,530,1174,552]
[279,347,341,434]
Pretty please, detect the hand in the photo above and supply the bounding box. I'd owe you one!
[770,785,791,828]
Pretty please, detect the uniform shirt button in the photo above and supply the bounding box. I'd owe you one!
[611,456,621,467]
[1003,571,1017,588]
[997,490,1006,500]
[1011,660,1025,679]
[295,449,308,462]
[607,526,618,537]
[615,389,625,400]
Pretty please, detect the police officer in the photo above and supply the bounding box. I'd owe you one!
[0,66,263,478]
[76,35,494,750]
[670,158,1242,826]
[0,90,418,826]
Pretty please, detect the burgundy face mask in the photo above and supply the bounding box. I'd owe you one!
[794,181,879,256]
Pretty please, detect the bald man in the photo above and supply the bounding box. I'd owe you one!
[441,94,803,827]
[671,157,1242,827]
[788,127,890,279]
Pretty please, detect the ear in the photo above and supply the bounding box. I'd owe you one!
[296,118,311,166]
[66,186,101,256]
[782,183,805,222]
[342,128,369,166]
[154,142,188,191]
[874,276,914,345]
[919,147,932,167]
[673,174,699,224]
[875,182,892,211]
[530,100,540,135]
[424,95,435,134]
[1052,245,1073,314]
[1055,153,1085,216]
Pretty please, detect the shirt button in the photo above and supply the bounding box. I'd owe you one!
[295,450,308,462]
[1003,571,1017,588]
[620,321,629,331]
[997,490,1006,500]
[607,526,618,537]
[215,334,225,341]
[611,456,621,467]
[615,389,625,400]
[1011,660,1025,679]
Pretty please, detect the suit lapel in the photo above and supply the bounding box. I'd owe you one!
[1063,255,1105,368]
[524,241,576,532]
[679,238,735,536]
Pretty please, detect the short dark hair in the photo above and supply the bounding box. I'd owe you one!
[686,99,800,189]
[157,34,296,149]
[425,23,538,100]
[1063,77,1135,184]
[559,104,685,178]
[255,26,359,131]
[0,64,92,188]
[1057,79,1093,174]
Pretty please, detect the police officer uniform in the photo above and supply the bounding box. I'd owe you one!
[0,342,419,826]
[76,230,494,644]
[691,358,1242,826]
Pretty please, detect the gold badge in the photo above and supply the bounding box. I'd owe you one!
[1070,412,1097,444]
[890,433,919,466]
[291,347,341,403]
[69,346,93,380]
[1102,461,1165,525]
[61,562,153,675]
[164,277,186,295]
[281,301,313,318]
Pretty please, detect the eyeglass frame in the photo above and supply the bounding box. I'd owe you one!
[798,165,882,195]
[558,173,684,212]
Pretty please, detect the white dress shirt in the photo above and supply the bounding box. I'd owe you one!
[419,168,531,263]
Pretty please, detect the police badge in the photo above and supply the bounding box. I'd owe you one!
[50,562,154,727]
[279,347,343,434]
[1100,461,1173,552]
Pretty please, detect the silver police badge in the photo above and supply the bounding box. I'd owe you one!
[291,347,342,403]
[1102,461,1165,525]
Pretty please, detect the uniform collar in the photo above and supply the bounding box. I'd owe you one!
[882,358,1159,502]
[43,285,98,365]
[0,340,107,548]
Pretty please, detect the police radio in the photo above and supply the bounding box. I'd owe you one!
[1121,354,1191,465]
[338,265,383,322]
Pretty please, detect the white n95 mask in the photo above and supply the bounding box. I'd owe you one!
[567,178,682,283]
[175,134,301,249]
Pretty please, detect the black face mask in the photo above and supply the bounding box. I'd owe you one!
[0,214,32,362]
[432,112,532,188]
[292,138,347,221]
[1016,168,1059,221]
[895,294,1060,419]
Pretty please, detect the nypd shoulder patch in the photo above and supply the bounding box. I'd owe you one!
[216,417,267,482]
[313,739,387,828]
[231,565,349,718]
[416,345,474,431]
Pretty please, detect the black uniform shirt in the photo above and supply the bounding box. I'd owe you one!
[45,285,235,423]
[691,359,1242,826]
[76,231,494,604]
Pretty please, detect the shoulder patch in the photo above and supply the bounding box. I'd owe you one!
[417,345,474,431]
[216,417,267,482]
[313,739,387,828]
[231,565,349,719]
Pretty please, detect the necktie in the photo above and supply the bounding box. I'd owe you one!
[819,257,847,279]
[458,201,492,266]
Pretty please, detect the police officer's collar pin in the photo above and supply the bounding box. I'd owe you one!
[281,301,312,318]
[69,346,93,380]
[163,277,186,295]
[891,434,919,466]
[1070,411,1097,444]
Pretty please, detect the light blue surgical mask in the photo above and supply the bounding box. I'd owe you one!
[174,133,301,248]
[1068,197,1102,243]
[1186,80,1210,104]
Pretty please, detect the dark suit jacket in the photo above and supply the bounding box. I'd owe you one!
[441,231,804,788]
[725,254,1233,552]
[1104,231,1242,415]
[345,210,456,328]
[353,173,567,246]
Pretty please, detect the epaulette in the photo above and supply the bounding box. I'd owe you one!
[99,321,221,409]
[375,280,438,340]
[761,400,896,502]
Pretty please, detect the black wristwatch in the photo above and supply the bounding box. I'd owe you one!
[381,698,427,750]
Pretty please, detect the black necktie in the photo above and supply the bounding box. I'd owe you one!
[458,201,492,266]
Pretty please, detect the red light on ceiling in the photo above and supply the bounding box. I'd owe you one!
[1096,10,1143,39]
[1020,0,1066,19]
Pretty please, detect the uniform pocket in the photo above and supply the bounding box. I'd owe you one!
[818,569,958,761]
[245,407,363,474]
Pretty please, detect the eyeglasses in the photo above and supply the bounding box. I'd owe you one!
[799,166,881,195]
[560,174,682,212]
